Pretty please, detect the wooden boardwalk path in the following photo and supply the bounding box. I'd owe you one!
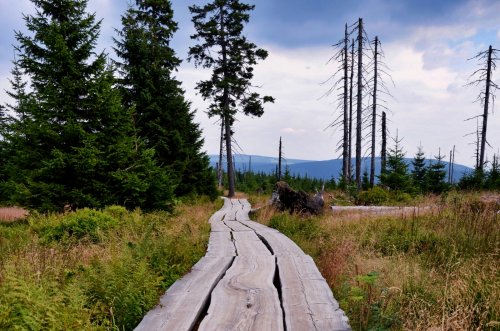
[135,198,351,331]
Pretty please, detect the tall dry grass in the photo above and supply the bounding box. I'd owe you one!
[256,191,499,330]
[0,207,29,223]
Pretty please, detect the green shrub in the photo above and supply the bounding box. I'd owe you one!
[83,257,161,330]
[392,191,412,203]
[357,187,389,205]
[0,263,94,330]
[36,208,117,244]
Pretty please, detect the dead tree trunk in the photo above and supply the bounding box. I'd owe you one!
[342,24,349,183]
[278,136,282,181]
[381,111,387,174]
[348,39,355,182]
[355,18,363,189]
[479,45,492,171]
[370,36,379,187]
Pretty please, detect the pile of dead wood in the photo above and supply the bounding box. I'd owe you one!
[272,181,324,215]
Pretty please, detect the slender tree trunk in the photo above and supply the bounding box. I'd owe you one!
[479,45,492,171]
[348,39,355,183]
[219,6,235,197]
[448,150,453,185]
[356,18,363,189]
[218,117,224,187]
[381,111,387,174]
[224,111,235,196]
[342,24,349,183]
[476,118,480,169]
[278,136,282,181]
[370,36,378,187]
[451,145,455,184]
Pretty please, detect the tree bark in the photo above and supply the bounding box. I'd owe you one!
[370,36,378,187]
[219,5,235,197]
[278,136,282,181]
[356,18,363,189]
[342,24,349,183]
[218,117,224,187]
[381,111,387,174]
[348,39,355,183]
[479,45,492,171]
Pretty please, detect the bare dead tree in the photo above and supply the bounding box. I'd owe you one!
[367,36,393,187]
[466,45,499,171]
[369,37,379,187]
[381,111,387,174]
[322,24,354,184]
[348,39,355,182]
[278,136,282,181]
[342,24,349,183]
[355,18,364,189]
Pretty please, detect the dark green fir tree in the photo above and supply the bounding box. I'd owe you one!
[411,145,427,193]
[2,0,173,211]
[188,0,274,197]
[115,0,216,198]
[425,151,448,194]
[379,134,412,192]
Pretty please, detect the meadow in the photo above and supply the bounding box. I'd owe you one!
[1,191,498,330]
[253,191,499,330]
[0,198,219,330]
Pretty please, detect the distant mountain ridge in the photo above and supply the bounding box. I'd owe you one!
[209,154,473,182]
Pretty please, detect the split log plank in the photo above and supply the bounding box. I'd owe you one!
[223,220,253,232]
[206,231,236,257]
[278,255,351,331]
[198,255,284,331]
[232,231,272,256]
[135,256,233,331]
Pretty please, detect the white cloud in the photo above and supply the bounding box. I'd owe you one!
[281,128,307,134]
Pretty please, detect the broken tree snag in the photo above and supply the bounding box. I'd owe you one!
[273,181,324,215]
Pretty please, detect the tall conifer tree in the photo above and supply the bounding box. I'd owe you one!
[188,0,274,197]
[3,0,173,210]
[115,0,216,198]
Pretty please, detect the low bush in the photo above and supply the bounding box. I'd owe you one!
[357,187,389,205]
[34,208,118,244]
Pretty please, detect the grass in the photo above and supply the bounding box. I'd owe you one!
[0,197,219,330]
[255,190,499,330]
[0,207,29,223]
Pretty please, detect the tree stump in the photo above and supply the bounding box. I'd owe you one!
[273,181,324,215]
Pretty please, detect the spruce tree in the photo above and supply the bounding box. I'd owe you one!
[379,135,412,192]
[3,0,173,211]
[115,0,216,198]
[425,152,448,193]
[188,0,274,197]
[485,154,500,189]
[411,146,427,193]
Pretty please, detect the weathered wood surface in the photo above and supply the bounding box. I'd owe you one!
[135,197,351,331]
[135,256,233,331]
[198,255,283,331]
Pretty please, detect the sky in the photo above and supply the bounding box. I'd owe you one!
[0,0,499,168]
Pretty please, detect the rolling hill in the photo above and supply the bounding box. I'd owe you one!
[209,154,473,183]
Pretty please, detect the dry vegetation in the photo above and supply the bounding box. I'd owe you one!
[0,198,220,330]
[0,207,29,223]
[254,191,499,330]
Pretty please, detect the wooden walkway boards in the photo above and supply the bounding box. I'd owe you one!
[135,198,351,331]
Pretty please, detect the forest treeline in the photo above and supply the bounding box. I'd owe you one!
[0,0,219,211]
[0,0,497,212]
[227,139,500,197]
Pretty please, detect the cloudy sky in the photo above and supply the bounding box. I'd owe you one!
[1,0,499,167]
